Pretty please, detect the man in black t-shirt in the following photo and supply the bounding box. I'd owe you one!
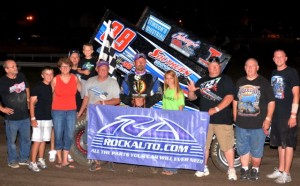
[233,58,275,181]
[0,59,31,168]
[188,56,237,181]
[267,50,300,183]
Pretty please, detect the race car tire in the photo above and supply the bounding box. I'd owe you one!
[70,116,91,166]
[210,138,241,172]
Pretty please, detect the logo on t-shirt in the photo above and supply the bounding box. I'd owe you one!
[83,62,95,71]
[9,82,25,93]
[271,76,284,99]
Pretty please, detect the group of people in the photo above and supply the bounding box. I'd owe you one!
[0,48,298,184]
[0,43,97,172]
[187,49,299,184]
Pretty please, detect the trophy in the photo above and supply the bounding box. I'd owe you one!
[132,75,146,107]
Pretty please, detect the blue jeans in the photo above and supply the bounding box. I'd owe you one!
[5,119,31,164]
[52,110,76,150]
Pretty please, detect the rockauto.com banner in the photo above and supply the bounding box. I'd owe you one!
[90,9,208,98]
[87,105,209,171]
[136,7,231,72]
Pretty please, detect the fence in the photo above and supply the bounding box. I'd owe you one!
[0,53,66,67]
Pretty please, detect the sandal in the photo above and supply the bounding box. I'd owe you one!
[67,154,74,163]
[62,163,75,169]
[55,163,62,168]
[89,162,101,172]
[162,170,177,175]
[49,150,57,163]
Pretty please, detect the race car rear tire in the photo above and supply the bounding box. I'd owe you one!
[210,138,241,172]
[70,116,90,166]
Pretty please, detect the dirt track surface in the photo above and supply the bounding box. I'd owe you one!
[0,117,300,186]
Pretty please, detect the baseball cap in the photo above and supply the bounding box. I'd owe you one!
[68,49,80,57]
[96,60,109,67]
[134,53,147,61]
[208,56,221,64]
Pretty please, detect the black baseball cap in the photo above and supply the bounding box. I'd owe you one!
[68,49,80,57]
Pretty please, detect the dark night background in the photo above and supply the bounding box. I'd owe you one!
[1,0,300,82]
[1,0,300,51]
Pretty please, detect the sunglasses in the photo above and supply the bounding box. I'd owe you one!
[68,50,80,57]
[208,57,221,63]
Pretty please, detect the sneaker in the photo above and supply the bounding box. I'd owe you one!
[195,167,209,177]
[266,168,283,179]
[240,168,249,180]
[49,150,56,162]
[28,162,41,172]
[68,154,74,163]
[248,168,259,181]
[275,172,292,184]
[19,160,30,166]
[227,168,237,181]
[37,158,47,169]
[8,162,20,168]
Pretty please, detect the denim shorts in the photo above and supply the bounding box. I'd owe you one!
[236,126,266,158]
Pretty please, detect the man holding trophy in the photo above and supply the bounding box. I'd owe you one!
[120,52,163,172]
[120,52,162,108]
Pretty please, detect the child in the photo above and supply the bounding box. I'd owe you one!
[77,43,97,99]
[161,70,185,175]
[29,67,54,172]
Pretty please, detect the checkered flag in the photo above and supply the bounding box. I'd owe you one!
[98,20,117,79]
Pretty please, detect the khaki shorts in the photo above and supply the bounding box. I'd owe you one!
[31,120,53,142]
[205,124,234,152]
